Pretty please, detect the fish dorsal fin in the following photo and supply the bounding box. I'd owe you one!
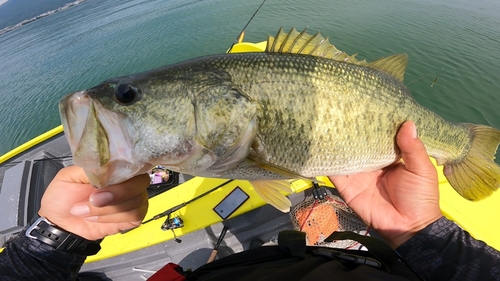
[366,54,408,82]
[266,27,410,81]
[266,27,367,66]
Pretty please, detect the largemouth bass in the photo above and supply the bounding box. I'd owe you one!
[59,28,500,212]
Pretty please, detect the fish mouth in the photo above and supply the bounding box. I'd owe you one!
[59,91,138,187]
[59,91,90,154]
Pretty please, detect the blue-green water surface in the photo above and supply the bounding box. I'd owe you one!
[0,0,499,156]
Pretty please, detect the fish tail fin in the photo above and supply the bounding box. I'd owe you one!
[251,180,293,212]
[444,124,500,200]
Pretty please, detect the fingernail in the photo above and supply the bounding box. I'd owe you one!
[70,204,90,216]
[90,192,114,207]
[411,124,418,139]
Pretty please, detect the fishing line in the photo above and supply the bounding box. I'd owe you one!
[227,0,269,52]
[406,68,444,86]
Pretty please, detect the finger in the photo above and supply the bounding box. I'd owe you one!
[40,166,96,211]
[86,199,149,223]
[328,175,348,191]
[328,175,358,204]
[55,165,91,184]
[396,121,435,175]
[72,189,148,217]
[114,221,143,232]
[89,173,150,207]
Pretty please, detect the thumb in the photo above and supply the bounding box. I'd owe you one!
[56,165,90,184]
[396,121,434,175]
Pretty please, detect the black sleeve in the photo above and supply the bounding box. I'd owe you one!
[0,226,86,281]
[396,216,500,281]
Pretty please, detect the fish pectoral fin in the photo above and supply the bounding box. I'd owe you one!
[247,152,310,181]
[266,27,367,65]
[366,54,408,82]
[251,180,293,212]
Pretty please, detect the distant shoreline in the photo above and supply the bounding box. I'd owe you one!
[0,0,87,36]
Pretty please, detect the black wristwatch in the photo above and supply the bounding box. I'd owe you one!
[25,216,102,256]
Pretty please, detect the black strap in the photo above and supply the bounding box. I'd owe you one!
[277,230,398,272]
[324,231,398,271]
[26,216,101,256]
[191,230,421,280]
[278,230,307,258]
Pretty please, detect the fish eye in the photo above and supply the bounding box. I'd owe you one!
[114,84,139,105]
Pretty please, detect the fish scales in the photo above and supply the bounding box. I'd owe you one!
[206,52,471,175]
[59,28,500,211]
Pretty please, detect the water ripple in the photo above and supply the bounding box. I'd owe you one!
[0,0,499,154]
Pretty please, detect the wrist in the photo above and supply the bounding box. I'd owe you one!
[377,215,443,249]
[38,208,98,240]
[380,231,419,249]
[25,215,102,256]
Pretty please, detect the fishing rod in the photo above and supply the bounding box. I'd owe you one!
[142,179,234,242]
[227,0,269,53]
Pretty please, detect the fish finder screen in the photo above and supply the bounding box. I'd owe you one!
[213,187,249,220]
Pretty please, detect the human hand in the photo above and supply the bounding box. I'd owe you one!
[328,121,442,248]
[38,166,150,241]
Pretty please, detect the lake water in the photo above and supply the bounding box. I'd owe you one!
[0,0,499,156]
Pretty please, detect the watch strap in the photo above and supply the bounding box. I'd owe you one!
[26,216,101,256]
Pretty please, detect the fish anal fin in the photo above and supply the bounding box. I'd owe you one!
[366,54,408,82]
[247,152,310,181]
[251,180,292,212]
